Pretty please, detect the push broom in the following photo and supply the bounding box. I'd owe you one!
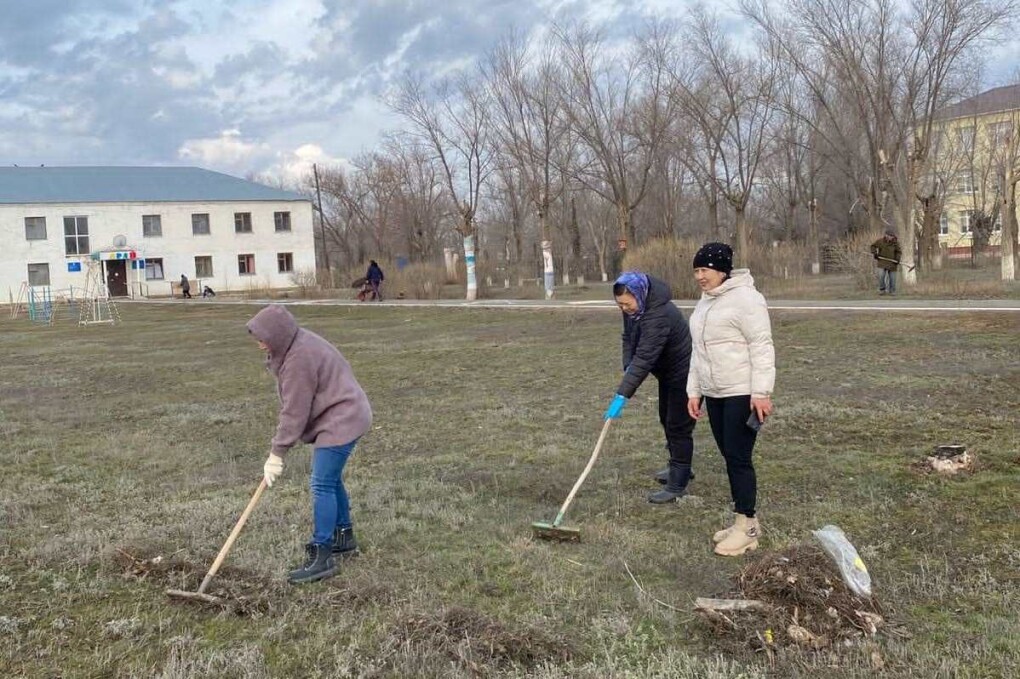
[167,479,267,605]
[532,418,613,541]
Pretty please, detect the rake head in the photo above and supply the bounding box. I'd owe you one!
[166,589,225,606]
[531,521,581,542]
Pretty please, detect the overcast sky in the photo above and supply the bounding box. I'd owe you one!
[1,0,1017,184]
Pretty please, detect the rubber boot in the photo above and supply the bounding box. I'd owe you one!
[714,515,760,556]
[713,514,739,543]
[288,543,336,584]
[656,468,694,484]
[648,464,692,503]
[332,527,359,558]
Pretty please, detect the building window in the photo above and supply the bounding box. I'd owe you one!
[939,213,949,235]
[957,125,975,153]
[25,216,47,241]
[277,252,294,273]
[142,214,162,238]
[274,211,292,232]
[195,256,214,278]
[955,171,974,194]
[994,213,1002,232]
[192,213,211,235]
[234,212,253,233]
[27,263,50,286]
[145,258,165,280]
[960,210,974,234]
[238,254,256,275]
[63,216,89,256]
[989,121,1012,147]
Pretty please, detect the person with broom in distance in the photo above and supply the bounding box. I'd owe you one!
[247,305,373,584]
[605,271,697,503]
[686,243,775,557]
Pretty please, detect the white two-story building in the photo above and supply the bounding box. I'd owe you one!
[1,166,315,299]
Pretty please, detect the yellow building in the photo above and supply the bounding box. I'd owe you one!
[933,84,1019,258]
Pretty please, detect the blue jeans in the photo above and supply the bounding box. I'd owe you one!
[310,440,358,546]
[877,268,896,293]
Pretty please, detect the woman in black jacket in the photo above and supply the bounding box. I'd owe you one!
[604,271,696,502]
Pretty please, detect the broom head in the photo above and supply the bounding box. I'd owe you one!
[531,521,581,542]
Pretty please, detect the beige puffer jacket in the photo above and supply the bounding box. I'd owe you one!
[686,269,775,399]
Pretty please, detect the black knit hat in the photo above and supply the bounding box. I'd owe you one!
[693,242,733,274]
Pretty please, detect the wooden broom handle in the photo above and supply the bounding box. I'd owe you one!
[197,479,268,594]
[554,418,613,525]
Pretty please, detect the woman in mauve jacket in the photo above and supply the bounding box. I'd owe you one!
[686,242,775,557]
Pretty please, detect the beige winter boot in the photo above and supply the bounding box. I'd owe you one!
[714,515,760,556]
[713,514,740,543]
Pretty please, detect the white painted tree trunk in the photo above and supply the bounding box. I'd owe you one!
[464,235,478,301]
[444,248,457,280]
[542,240,555,299]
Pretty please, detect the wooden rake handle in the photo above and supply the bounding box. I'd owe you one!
[197,478,268,594]
[553,418,613,526]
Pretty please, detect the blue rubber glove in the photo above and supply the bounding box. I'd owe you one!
[604,394,628,420]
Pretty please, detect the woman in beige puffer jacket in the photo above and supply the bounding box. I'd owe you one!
[685,242,775,557]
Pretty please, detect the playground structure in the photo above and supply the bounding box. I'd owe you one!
[8,258,120,326]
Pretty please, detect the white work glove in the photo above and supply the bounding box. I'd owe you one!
[263,453,284,487]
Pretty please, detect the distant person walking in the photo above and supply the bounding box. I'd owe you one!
[247,305,373,584]
[869,230,902,295]
[366,261,385,301]
[180,274,192,299]
[687,243,775,557]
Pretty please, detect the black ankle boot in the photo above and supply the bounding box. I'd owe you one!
[332,527,359,558]
[288,543,336,584]
[648,464,693,503]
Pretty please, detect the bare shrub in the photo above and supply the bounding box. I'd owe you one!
[621,237,702,298]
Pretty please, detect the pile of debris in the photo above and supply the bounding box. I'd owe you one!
[113,546,281,616]
[915,444,974,475]
[695,545,891,662]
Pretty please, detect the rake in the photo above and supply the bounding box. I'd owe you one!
[531,418,613,541]
[167,479,267,605]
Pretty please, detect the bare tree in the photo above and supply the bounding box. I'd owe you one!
[556,22,674,269]
[743,0,1014,286]
[992,101,1020,281]
[673,8,781,265]
[485,32,570,297]
[393,73,494,300]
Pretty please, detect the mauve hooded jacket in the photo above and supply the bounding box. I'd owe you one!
[247,305,372,456]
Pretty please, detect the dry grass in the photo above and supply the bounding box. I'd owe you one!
[0,305,1017,677]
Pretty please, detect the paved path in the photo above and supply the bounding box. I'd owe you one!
[125,297,1020,312]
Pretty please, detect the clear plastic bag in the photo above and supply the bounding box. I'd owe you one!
[812,524,872,598]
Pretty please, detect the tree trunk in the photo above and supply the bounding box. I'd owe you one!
[1002,179,1017,282]
[734,205,750,268]
[616,201,634,250]
[708,196,722,241]
[539,205,555,299]
[918,197,941,273]
[808,198,820,275]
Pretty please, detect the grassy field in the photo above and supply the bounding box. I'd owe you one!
[0,303,1017,678]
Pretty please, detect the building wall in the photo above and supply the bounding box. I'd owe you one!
[1,199,315,297]
[934,110,1017,251]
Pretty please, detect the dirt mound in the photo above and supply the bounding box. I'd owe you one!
[113,545,285,617]
[391,606,576,672]
[698,545,893,661]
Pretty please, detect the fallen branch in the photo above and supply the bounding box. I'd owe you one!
[694,597,768,612]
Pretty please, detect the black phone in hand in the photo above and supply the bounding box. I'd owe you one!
[746,411,763,432]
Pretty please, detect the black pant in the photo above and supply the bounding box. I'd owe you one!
[704,395,758,517]
[182,289,192,298]
[658,380,695,469]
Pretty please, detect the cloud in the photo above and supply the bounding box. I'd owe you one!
[0,0,1015,181]
[179,129,273,169]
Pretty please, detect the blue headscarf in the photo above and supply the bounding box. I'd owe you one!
[615,271,650,319]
